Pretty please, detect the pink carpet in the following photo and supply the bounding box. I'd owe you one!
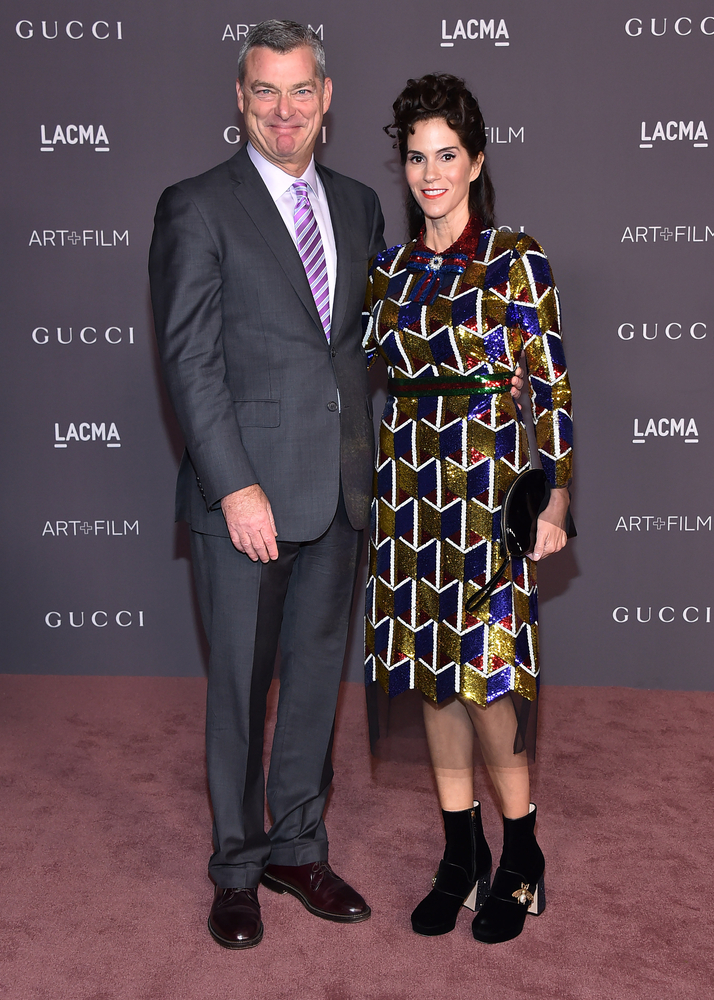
[1,675,710,1000]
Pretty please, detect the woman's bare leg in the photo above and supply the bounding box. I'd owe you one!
[464,697,530,818]
[422,695,475,811]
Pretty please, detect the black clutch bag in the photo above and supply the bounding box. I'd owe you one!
[465,468,576,615]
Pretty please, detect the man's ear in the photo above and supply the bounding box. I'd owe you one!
[321,77,333,114]
[236,79,244,114]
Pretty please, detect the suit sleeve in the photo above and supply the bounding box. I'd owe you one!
[362,257,380,369]
[360,191,386,369]
[507,237,573,488]
[149,184,258,510]
[367,189,386,259]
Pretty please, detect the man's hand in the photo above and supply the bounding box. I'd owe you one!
[510,365,525,401]
[221,485,279,563]
[530,486,570,562]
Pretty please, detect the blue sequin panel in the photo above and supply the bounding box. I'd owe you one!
[394,500,415,538]
[546,333,567,373]
[439,421,463,460]
[394,579,413,620]
[373,619,391,657]
[466,462,490,499]
[428,327,458,365]
[377,462,393,499]
[558,411,574,448]
[484,325,507,364]
[489,583,512,625]
[467,394,493,419]
[529,588,539,625]
[417,396,439,420]
[386,271,410,301]
[495,422,516,461]
[418,461,437,498]
[398,300,422,331]
[461,624,485,664]
[526,252,553,288]
[487,669,513,702]
[464,543,487,584]
[392,423,413,460]
[530,376,553,411]
[415,621,434,660]
[540,453,556,486]
[375,539,392,577]
[436,663,457,702]
[417,539,437,579]
[440,501,462,540]
[515,626,532,668]
[484,254,510,289]
[438,581,460,621]
[451,288,479,327]
[506,301,540,338]
[388,659,411,697]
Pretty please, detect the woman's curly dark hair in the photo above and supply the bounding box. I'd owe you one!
[385,73,495,238]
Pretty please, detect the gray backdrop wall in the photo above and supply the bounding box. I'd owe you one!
[1,1,712,688]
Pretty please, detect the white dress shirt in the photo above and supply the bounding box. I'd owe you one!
[247,142,337,314]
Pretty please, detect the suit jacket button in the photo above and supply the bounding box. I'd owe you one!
[327,401,338,411]
[331,349,336,357]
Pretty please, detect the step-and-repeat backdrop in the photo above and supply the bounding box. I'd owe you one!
[1,1,711,688]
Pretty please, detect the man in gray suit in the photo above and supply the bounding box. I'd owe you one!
[149,21,385,948]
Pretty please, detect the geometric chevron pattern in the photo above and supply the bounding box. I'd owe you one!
[362,219,573,706]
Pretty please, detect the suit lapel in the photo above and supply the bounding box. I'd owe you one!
[318,164,350,343]
[229,148,323,333]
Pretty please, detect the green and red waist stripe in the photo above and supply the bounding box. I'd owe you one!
[387,371,513,398]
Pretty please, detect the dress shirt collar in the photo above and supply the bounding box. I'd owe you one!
[247,142,321,200]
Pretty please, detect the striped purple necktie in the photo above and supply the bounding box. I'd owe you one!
[292,181,331,340]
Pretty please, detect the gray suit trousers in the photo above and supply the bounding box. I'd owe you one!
[190,494,362,888]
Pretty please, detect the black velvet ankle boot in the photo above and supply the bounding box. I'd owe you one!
[411,801,492,936]
[471,803,545,944]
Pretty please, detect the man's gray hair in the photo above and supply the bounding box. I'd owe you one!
[237,20,326,85]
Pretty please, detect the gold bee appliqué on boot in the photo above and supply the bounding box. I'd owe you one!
[512,883,534,906]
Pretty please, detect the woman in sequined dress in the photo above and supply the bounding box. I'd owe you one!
[362,75,573,944]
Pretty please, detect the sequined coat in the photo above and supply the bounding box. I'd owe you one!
[362,219,573,706]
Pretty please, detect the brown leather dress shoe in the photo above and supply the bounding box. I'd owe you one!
[261,861,371,923]
[208,887,263,949]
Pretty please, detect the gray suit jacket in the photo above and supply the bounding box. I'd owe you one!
[149,145,385,540]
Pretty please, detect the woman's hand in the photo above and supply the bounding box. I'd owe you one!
[510,365,524,401]
[530,486,570,562]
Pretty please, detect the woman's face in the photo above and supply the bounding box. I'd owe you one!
[405,118,483,226]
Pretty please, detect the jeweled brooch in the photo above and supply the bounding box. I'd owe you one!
[427,255,444,271]
[512,882,534,906]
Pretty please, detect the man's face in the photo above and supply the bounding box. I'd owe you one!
[236,45,332,176]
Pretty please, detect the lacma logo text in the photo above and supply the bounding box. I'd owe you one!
[440,18,509,47]
[640,120,707,148]
[54,422,121,448]
[40,124,109,152]
[632,418,698,444]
